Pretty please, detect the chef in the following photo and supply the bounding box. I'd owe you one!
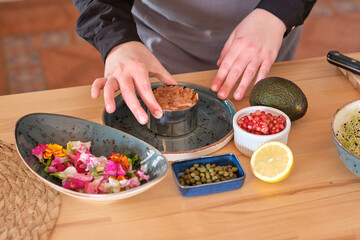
[73,0,316,124]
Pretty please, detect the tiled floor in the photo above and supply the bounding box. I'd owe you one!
[0,0,360,95]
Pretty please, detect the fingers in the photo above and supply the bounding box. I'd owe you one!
[212,35,280,100]
[117,75,149,125]
[151,60,178,86]
[212,38,250,98]
[211,41,241,93]
[211,39,247,93]
[133,68,163,119]
[103,77,120,113]
[234,59,261,100]
[217,32,234,67]
[255,59,273,84]
[91,78,107,99]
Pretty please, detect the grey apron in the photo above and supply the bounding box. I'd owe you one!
[132,0,302,74]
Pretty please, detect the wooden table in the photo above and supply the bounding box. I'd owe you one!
[1,53,360,239]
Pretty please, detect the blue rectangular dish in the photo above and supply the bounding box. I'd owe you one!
[171,153,246,197]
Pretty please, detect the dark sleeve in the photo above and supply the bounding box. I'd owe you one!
[256,0,317,36]
[72,0,142,62]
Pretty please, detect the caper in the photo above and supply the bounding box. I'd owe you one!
[199,167,207,173]
[212,175,219,181]
[179,178,185,186]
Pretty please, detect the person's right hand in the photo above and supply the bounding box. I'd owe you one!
[91,41,177,125]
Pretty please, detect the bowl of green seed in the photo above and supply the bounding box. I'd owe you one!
[171,153,246,197]
[332,99,360,177]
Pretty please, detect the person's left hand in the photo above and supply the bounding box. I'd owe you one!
[211,8,287,100]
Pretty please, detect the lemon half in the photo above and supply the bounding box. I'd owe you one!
[250,141,293,183]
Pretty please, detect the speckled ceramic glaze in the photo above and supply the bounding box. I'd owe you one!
[171,154,246,197]
[14,113,169,201]
[331,99,360,177]
[103,83,236,161]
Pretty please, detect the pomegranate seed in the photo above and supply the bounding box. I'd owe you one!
[237,110,286,135]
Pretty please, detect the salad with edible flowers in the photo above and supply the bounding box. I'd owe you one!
[32,141,150,194]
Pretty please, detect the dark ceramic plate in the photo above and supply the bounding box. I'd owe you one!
[14,113,169,201]
[103,83,236,161]
[171,153,246,197]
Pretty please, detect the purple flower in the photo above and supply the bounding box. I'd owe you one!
[104,161,126,176]
[68,152,87,173]
[74,172,93,182]
[129,177,140,188]
[47,156,67,173]
[63,178,85,190]
[31,144,48,162]
[136,170,150,181]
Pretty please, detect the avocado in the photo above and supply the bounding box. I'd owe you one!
[249,77,308,121]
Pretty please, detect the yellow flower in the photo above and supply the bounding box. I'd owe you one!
[109,154,130,171]
[43,143,66,159]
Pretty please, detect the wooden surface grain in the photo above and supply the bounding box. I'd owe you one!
[1,53,360,240]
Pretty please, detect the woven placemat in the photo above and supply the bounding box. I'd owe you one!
[0,140,61,240]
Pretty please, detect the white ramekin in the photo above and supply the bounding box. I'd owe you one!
[233,106,291,157]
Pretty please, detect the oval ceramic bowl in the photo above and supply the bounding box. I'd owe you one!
[331,99,360,177]
[14,113,169,201]
[233,106,291,157]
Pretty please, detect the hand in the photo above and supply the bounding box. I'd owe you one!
[211,9,286,100]
[91,41,177,125]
